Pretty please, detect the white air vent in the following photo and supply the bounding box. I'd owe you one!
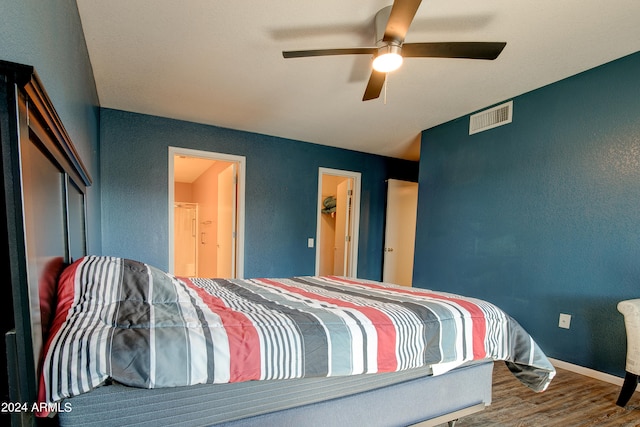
[469,101,513,135]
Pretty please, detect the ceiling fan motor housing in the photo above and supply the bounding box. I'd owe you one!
[375,6,396,46]
[372,5,403,72]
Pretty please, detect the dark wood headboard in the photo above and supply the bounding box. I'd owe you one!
[0,60,92,426]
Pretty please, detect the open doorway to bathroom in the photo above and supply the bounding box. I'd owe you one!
[169,147,245,278]
[315,168,361,277]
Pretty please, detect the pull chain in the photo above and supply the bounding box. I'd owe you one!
[383,73,388,104]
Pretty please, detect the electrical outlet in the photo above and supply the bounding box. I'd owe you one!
[558,313,571,329]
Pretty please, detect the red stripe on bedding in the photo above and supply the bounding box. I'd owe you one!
[328,276,488,359]
[257,278,399,371]
[36,258,83,416]
[181,278,262,382]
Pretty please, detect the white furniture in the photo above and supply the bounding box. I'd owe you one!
[616,299,640,407]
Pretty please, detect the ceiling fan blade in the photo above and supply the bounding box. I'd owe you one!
[283,47,376,58]
[362,70,386,101]
[402,42,507,60]
[383,0,423,42]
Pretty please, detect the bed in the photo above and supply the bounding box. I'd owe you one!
[0,59,555,427]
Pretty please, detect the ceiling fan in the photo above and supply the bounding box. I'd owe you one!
[282,0,506,101]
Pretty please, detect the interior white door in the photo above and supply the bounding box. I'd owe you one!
[217,163,237,278]
[382,179,418,286]
[174,203,198,277]
[333,178,353,276]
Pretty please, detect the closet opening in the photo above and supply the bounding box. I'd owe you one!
[315,168,361,277]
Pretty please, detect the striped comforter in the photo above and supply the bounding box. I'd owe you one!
[39,256,555,407]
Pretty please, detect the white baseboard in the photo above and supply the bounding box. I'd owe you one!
[548,358,640,392]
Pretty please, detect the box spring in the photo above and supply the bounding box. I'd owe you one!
[57,360,493,427]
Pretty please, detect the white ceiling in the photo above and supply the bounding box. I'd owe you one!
[76,0,640,161]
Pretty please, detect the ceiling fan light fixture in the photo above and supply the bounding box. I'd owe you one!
[372,44,403,73]
[282,1,507,101]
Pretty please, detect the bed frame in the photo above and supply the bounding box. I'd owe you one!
[1,60,91,426]
[0,60,492,427]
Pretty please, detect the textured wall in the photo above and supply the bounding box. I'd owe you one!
[0,0,101,253]
[100,108,418,279]
[414,51,640,377]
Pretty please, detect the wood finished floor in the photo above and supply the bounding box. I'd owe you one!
[437,362,640,427]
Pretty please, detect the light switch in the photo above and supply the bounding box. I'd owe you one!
[558,313,571,329]
[308,238,314,248]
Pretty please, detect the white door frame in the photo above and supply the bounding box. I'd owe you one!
[168,146,246,278]
[315,167,361,277]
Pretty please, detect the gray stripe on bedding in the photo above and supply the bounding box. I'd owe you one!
[291,277,453,364]
[110,259,153,387]
[237,278,357,375]
[177,278,217,383]
[219,279,330,377]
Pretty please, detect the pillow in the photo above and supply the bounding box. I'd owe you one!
[38,256,68,345]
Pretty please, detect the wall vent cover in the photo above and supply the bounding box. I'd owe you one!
[469,101,513,135]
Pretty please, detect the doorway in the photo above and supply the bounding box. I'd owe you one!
[316,168,361,277]
[382,179,418,286]
[169,147,245,278]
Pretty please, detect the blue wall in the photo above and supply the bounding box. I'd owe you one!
[100,108,418,279]
[0,0,102,253]
[414,51,640,377]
